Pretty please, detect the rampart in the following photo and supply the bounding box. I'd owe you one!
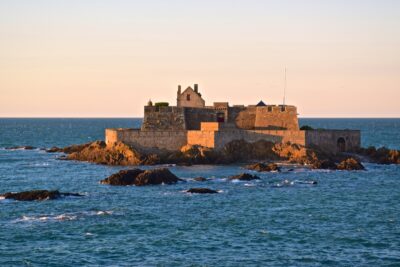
[305,130,360,152]
[105,128,187,151]
[106,123,360,154]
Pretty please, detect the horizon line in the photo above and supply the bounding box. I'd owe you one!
[0,116,399,119]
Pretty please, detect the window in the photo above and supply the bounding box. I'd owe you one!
[268,106,272,112]
[217,112,225,123]
[186,94,191,101]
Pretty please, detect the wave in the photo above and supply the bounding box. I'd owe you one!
[3,146,40,151]
[14,210,114,223]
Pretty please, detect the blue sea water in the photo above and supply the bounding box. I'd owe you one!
[0,118,399,266]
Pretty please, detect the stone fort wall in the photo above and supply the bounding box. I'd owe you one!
[141,106,186,131]
[305,130,360,152]
[141,104,299,131]
[105,128,187,151]
[106,127,360,153]
[187,128,306,150]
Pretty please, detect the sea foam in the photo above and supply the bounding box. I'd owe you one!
[14,210,114,223]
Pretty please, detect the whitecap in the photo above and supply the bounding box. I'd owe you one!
[15,210,113,223]
[20,216,35,222]
[55,214,77,221]
[244,183,255,187]
[33,162,50,167]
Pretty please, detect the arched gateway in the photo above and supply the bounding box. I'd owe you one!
[337,137,346,152]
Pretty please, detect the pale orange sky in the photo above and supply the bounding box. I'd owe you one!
[0,0,399,117]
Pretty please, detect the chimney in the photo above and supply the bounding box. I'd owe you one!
[194,84,198,93]
[177,85,181,95]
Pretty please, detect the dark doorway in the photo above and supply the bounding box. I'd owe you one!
[337,137,346,152]
[217,112,225,123]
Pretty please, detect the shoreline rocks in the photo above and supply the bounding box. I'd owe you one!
[46,140,399,170]
[357,146,400,164]
[245,163,281,172]
[0,190,83,201]
[100,168,182,186]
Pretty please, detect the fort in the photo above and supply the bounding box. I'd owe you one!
[105,84,360,153]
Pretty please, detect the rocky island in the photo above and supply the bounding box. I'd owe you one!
[48,85,399,169]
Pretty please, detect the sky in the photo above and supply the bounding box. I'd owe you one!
[0,0,399,118]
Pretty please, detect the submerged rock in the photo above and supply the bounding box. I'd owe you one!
[0,190,83,201]
[245,163,281,172]
[229,173,260,181]
[100,168,182,186]
[46,147,64,153]
[186,188,218,194]
[337,158,365,170]
[193,177,208,182]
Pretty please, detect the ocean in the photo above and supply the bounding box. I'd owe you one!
[0,118,399,266]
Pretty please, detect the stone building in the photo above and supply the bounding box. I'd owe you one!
[177,84,205,108]
[142,84,299,131]
[106,84,361,153]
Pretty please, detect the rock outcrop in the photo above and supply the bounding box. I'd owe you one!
[229,173,260,181]
[186,188,218,194]
[358,146,400,164]
[54,141,159,165]
[46,142,92,154]
[245,163,281,172]
[0,190,83,201]
[337,158,365,170]
[100,168,182,186]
